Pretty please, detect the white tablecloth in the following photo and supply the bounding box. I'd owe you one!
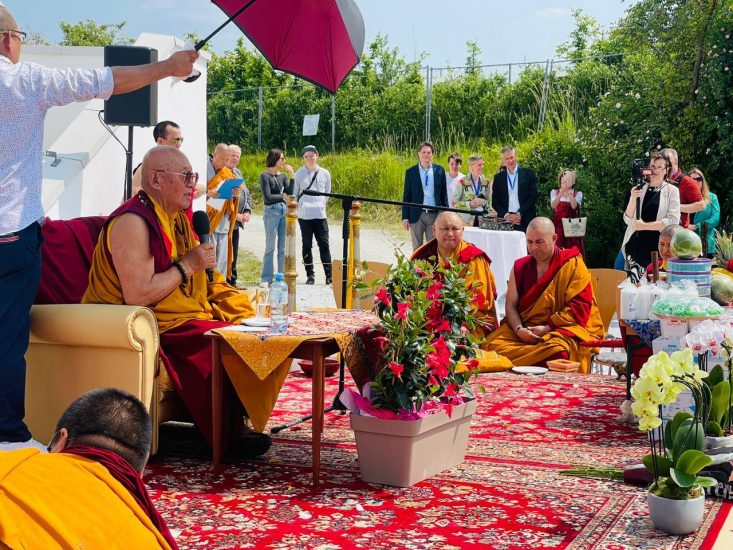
[462,227,527,298]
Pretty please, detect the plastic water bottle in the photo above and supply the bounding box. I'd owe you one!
[269,273,289,333]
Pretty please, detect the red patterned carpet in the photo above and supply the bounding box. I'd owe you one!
[145,371,730,549]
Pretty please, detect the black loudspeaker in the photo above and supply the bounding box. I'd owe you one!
[103,45,158,127]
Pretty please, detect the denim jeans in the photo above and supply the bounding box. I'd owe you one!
[0,222,41,442]
[261,203,286,283]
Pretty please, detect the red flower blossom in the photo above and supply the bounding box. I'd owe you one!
[426,300,443,320]
[466,358,480,371]
[426,281,443,300]
[472,291,486,307]
[373,336,390,352]
[426,335,452,379]
[395,301,412,321]
[388,361,404,378]
[374,287,391,306]
[428,375,439,387]
[727,258,733,273]
[444,383,458,397]
[430,317,451,333]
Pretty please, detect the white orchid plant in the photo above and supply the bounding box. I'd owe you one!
[631,349,717,499]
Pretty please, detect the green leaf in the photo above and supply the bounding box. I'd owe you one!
[707,420,724,437]
[696,476,719,488]
[642,453,671,476]
[672,420,704,461]
[665,412,693,449]
[676,449,713,476]
[711,381,731,425]
[707,364,725,388]
[670,468,696,487]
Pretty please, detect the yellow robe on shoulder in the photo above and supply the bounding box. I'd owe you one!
[484,249,604,373]
[207,166,240,279]
[0,449,172,549]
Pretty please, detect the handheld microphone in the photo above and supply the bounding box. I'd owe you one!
[192,211,214,283]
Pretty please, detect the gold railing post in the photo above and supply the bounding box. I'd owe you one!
[285,196,298,311]
[349,201,362,309]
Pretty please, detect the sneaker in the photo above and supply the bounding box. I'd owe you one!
[0,438,48,453]
[306,276,315,285]
[325,276,332,285]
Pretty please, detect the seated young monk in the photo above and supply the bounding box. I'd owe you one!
[412,211,511,372]
[82,146,269,456]
[0,389,177,549]
[646,224,683,279]
[484,217,604,373]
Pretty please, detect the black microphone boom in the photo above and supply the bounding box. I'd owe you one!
[192,211,214,283]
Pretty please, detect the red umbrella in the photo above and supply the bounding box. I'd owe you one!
[196,0,365,93]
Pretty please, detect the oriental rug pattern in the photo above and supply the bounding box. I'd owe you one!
[146,371,728,549]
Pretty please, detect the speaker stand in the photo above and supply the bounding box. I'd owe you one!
[124,126,134,201]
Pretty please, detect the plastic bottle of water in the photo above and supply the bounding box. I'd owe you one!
[269,273,289,333]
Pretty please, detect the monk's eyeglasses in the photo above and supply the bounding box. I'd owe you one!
[2,30,26,43]
[152,170,199,186]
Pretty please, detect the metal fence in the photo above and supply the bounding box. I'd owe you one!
[207,53,627,152]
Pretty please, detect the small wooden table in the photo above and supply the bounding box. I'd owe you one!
[210,332,340,485]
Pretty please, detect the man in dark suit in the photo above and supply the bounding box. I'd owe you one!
[491,146,537,232]
[402,141,448,249]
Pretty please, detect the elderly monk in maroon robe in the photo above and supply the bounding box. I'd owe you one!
[82,146,269,456]
[485,217,603,372]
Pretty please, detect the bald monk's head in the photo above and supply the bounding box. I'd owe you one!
[525,216,557,264]
[433,211,465,258]
[141,146,197,214]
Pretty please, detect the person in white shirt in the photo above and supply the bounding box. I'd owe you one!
[445,152,465,208]
[293,145,332,285]
[0,3,197,451]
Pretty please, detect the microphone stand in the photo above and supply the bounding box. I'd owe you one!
[269,191,482,434]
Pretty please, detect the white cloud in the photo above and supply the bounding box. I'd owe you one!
[536,7,570,18]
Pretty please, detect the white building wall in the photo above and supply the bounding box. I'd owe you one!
[22,34,209,220]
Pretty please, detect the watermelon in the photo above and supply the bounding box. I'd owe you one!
[671,229,703,259]
[711,270,733,306]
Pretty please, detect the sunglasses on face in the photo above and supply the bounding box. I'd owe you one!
[152,170,199,186]
[691,175,703,182]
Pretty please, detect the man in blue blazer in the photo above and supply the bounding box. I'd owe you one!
[401,141,448,249]
[491,146,537,232]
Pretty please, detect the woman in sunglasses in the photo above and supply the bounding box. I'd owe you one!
[688,168,719,257]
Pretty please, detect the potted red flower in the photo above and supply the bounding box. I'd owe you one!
[348,254,483,486]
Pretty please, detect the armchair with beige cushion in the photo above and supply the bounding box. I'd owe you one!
[24,217,185,454]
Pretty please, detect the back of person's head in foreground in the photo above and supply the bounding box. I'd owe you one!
[49,388,152,474]
[0,5,22,64]
[526,217,557,262]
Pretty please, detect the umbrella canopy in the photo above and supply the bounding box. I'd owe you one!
[208,0,365,94]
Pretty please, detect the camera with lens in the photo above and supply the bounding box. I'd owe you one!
[631,159,652,189]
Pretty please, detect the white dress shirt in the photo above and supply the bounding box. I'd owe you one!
[0,55,114,234]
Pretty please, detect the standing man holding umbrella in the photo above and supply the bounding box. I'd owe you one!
[0,3,198,451]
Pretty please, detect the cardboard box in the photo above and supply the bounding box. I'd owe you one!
[652,336,684,355]
[660,318,689,339]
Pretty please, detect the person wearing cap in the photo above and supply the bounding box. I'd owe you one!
[293,145,333,285]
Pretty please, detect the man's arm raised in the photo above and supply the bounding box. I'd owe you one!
[111,51,198,96]
[109,213,215,306]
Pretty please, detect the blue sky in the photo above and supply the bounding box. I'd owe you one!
[6,1,630,66]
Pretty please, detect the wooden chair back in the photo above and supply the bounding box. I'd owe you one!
[589,268,627,334]
[332,260,391,310]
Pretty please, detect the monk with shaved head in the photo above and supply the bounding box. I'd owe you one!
[410,211,514,371]
[485,217,603,372]
[83,147,275,459]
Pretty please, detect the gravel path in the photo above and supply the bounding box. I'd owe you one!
[237,213,411,309]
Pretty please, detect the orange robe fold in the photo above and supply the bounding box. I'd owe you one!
[0,449,172,549]
[207,166,240,279]
[484,247,604,373]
